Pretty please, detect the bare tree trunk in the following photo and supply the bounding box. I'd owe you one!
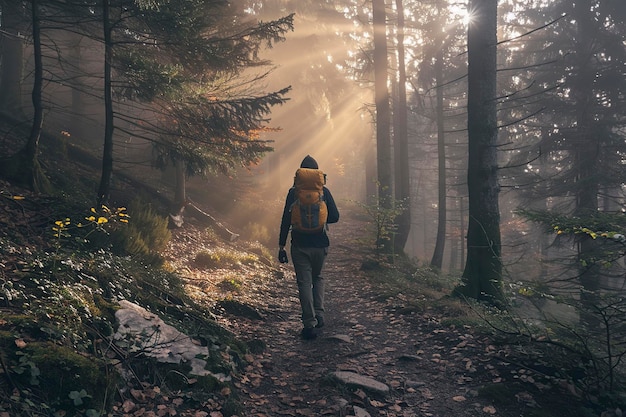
[460,196,466,269]
[455,0,503,305]
[0,0,49,192]
[572,0,600,325]
[26,0,43,166]
[449,198,459,271]
[392,0,411,253]
[372,0,392,207]
[98,0,114,206]
[430,46,446,269]
[365,140,377,205]
[0,1,24,115]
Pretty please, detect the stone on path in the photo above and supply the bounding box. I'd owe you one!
[353,405,372,417]
[330,371,390,396]
[326,334,352,343]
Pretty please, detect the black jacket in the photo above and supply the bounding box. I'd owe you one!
[279,186,339,248]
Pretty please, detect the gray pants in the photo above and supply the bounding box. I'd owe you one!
[291,246,327,328]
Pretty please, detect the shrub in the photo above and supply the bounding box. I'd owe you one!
[195,250,222,269]
[219,275,243,293]
[111,198,171,261]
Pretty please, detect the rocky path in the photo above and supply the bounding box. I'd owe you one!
[216,219,551,417]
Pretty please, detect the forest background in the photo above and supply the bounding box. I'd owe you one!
[0,0,625,416]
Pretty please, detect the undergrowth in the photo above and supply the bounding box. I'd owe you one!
[349,200,624,415]
[358,252,626,416]
[0,187,252,416]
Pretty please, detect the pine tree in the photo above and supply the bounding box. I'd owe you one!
[454,0,503,305]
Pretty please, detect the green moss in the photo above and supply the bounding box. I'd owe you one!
[194,374,223,392]
[0,313,50,340]
[1,314,38,329]
[92,293,119,323]
[7,341,117,414]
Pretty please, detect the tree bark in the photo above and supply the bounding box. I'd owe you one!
[0,1,24,115]
[372,0,392,207]
[455,0,503,305]
[98,0,115,206]
[572,0,600,325]
[0,0,49,193]
[392,0,411,253]
[26,0,43,165]
[430,45,447,270]
[365,140,377,205]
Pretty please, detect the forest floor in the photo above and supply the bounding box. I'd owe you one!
[0,176,607,417]
[0,115,606,416]
[162,210,589,417]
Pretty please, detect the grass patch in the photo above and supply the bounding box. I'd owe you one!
[219,275,244,293]
[109,197,171,263]
[195,248,259,269]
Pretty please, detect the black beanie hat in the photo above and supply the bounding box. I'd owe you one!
[300,155,319,169]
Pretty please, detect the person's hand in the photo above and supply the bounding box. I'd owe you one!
[278,248,288,264]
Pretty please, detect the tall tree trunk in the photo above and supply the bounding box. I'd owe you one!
[430,46,446,269]
[449,196,459,271]
[26,0,43,166]
[98,0,114,206]
[455,0,503,305]
[372,0,392,207]
[460,196,466,269]
[572,0,600,325]
[537,145,549,279]
[0,0,49,192]
[392,0,411,252]
[365,139,377,205]
[0,1,24,115]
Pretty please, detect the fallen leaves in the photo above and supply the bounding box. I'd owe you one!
[112,384,229,417]
[104,216,583,417]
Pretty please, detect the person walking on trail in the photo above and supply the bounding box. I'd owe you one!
[278,155,340,340]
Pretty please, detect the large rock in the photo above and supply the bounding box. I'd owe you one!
[330,371,389,396]
[114,300,228,380]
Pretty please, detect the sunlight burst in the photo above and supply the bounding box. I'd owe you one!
[449,2,473,27]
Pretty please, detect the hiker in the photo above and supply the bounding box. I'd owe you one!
[278,155,340,340]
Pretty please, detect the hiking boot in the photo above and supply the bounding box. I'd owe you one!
[301,327,318,340]
[315,316,324,328]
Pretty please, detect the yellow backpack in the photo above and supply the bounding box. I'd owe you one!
[290,168,328,233]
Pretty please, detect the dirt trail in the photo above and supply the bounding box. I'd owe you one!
[217,217,538,417]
